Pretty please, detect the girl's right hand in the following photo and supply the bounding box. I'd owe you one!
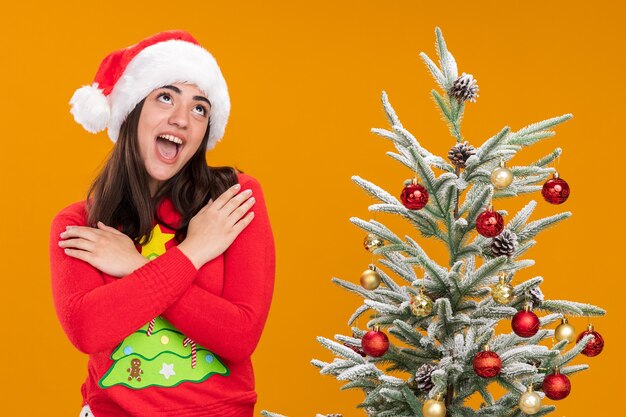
[178,183,256,269]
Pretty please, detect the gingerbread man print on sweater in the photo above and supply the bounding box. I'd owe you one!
[127,358,144,382]
[98,224,229,390]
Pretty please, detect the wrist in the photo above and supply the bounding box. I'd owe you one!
[177,241,204,270]
[132,254,150,272]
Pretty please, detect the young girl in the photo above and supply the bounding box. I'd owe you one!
[49,30,275,417]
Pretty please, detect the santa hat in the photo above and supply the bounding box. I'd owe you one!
[69,30,230,150]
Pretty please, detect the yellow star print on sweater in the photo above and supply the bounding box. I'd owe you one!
[98,224,229,389]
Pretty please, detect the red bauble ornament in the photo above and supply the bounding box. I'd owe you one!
[476,209,504,237]
[542,174,570,204]
[401,180,429,210]
[473,347,502,378]
[542,370,571,400]
[576,324,604,357]
[361,328,390,357]
[512,306,540,338]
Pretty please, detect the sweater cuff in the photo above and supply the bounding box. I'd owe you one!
[136,246,199,308]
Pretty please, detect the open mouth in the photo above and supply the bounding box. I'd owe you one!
[155,134,183,161]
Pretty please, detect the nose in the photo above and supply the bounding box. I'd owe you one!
[168,104,189,128]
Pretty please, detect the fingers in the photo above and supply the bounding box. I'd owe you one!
[211,183,242,210]
[97,221,123,234]
[221,190,252,216]
[62,223,122,240]
[228,195,256,224]
[59,237,95,252]
[60,226,101,242]
[232,211,255,235]
[62,247,93,263]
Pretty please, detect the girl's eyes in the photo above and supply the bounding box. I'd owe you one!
[156,93,207,117]
[193,105,207,117]
[157,92,173,104]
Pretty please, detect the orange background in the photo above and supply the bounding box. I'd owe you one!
[1,1,623,416]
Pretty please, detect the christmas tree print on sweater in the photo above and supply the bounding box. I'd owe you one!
[98,224,229,389]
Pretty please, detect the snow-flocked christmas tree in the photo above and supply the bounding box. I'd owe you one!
[262,27,605,417]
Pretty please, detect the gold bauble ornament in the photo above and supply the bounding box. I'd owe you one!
[491,276,514,305]
[363,233,384,252]
[490,160,514,189]
[422,393,446,417]
[360,265,381,290]
[518,385,541,414]
[554,318,576,343]
[410,287,434,317]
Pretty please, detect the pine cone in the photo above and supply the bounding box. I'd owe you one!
[526,358,542,369]
[447,141,476,168]
[528,286,544,308]
[491,229,518,257]
[414,363,436,392]
[449,72,479,102]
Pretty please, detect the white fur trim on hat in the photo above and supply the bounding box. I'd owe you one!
[107,40,230,150]
[69,84,111,134]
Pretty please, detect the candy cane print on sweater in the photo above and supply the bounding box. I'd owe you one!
[98,222,229,389]
[50,173,275,417]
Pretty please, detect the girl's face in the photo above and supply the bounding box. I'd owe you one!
[137,82,211,195]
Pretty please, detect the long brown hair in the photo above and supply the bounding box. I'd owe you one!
[86,98,239,245]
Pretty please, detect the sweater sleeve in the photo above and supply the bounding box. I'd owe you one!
[161,175,276,363]
[49,203,199,355]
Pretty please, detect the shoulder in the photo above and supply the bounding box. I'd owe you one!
[237,172,263,189]
[51,200,89,227]
[236,172,269,204]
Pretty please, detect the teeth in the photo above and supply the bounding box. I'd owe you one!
[158,134,183,144]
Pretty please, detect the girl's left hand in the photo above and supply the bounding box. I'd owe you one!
[58,222,149,278]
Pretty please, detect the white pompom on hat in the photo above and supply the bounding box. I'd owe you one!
[69,30,230,150]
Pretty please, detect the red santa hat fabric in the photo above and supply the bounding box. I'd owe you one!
[69,30,230,150]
